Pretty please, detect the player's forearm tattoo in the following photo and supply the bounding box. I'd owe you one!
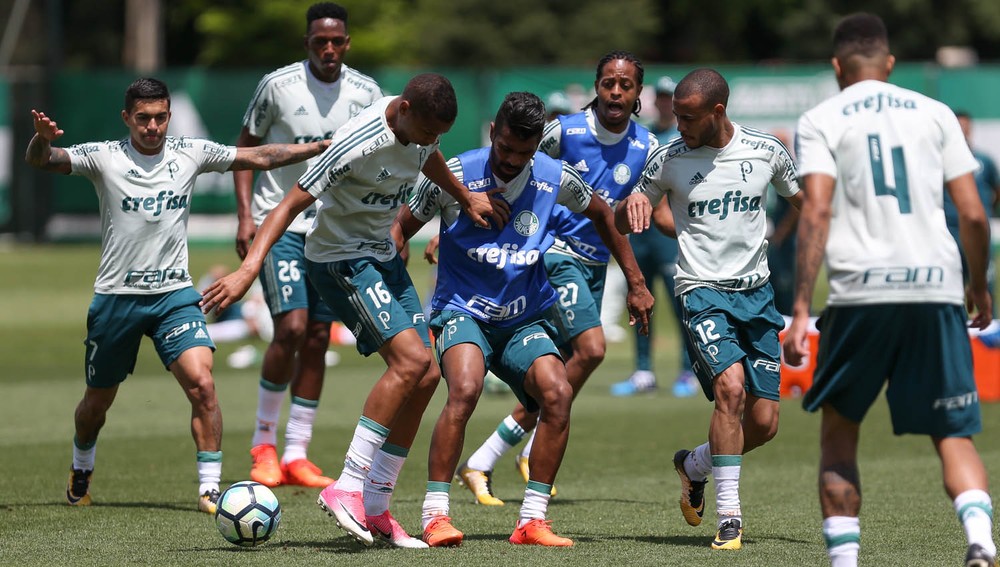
[237,141,324,170]
[25,135,69,171]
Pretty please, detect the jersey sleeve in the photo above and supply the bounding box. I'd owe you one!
[794,113,837,179]
[192,139,237,173]
[647,131,660,151]
[632,147,668,206]
[556,162,592,212]
[67,141,104,180]
[770,138,801,197]
[538,119,562,158]
[410,157,462,222]
[242,75,276,138]
[940,110,980,182]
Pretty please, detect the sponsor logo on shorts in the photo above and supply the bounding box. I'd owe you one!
[522,332,549,345]
[751,359,780,373]
[932,391,978,410]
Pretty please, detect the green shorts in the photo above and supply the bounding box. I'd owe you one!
[804,303,982,437]
[306,255,430,356]
[544,254,607,347]
[430,310,562,413]
[681,284,783,402]
[259,231,336,322]
[84,287,215,388]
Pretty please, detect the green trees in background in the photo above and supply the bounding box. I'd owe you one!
[5,0,1000,68]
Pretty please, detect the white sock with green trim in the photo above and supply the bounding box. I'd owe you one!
[72,437,96,471]
[712,454,742,524]
[337,416,389,492]
[466,415,527,471]
[518,481,552,526]
[252,378,287,447]
[196,451,222,495]
[282,397,317,463]
[823,516,860,567]
[364,444,407,516]
[421,482,451,530]
[955,489,996,557]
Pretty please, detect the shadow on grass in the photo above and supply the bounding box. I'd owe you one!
[181,538,376,554]
[5,500,204,513]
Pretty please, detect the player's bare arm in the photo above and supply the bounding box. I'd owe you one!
[585,196,654,334]
[785,191,805,211]
[202,185,316,314]
[391,204,427,256]
[233,127,263,259]
[229,139,330,171]
[614,192,652,235]
[947,172,994,328]
[782,173,834,367]
[422,150,506,228]
[651,198,676,237]
[25,110,72,174]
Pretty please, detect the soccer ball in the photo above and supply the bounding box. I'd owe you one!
[215,481,281,547]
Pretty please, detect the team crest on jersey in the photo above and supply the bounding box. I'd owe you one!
[613,163,631,185]
[513,211,540,236]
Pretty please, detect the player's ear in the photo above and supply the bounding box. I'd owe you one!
[489,121,496,142]
[885,54,895,77]
[121,109,130,126]
[343,35,351,52]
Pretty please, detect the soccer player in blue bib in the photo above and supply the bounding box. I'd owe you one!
[202,73,496,548]
[617,68,803,550]
[25,78,329,514]
[458,50,658,504]
[394,91,652,547]
[234,2,384,489]
[786,13,996,567]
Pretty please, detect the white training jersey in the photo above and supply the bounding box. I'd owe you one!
[68,137,236,294]
[796,79,978,306]
[242,61,383,233]
[410,155,592,225]
[298,96,438,263]
[635,123,799,295]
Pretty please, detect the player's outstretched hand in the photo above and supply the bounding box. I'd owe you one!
[31,110,65,141]
[235,219,257,260]
[782,315,811,367]
[622,193,651,234]
[626,284,654,335]
[200,269,255,315]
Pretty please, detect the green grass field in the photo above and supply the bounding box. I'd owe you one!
[0,243,997,566]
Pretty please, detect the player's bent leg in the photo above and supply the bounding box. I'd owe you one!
[709,364,747,456]
[522,355,572,487]
[818,405,861,518]
[282,320,334,487]
[360,329,432,426]
[170,346,222,452]
[934,437,997,565]
[564,326,605,395]
[68,385,119,506]
[741,394,779,453]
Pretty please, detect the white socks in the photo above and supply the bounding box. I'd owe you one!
[823,516,860,567]
[364,444,407,517]
[252,379,286,447]
[466,414,527,471]
[337,417,389,492]
[282,398,317,463]
[955,489,996,557]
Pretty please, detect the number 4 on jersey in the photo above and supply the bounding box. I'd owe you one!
[867,134,911,214]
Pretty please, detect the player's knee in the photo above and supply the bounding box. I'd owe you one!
[396,349,432,384]
[301,325,330,354]
[538,378,573,419]
[713,375,745,409]
[272,320,307,348]
[574,339,605,369]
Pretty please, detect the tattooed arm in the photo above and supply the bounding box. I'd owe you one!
[228,139,330,171]
[25,110,72,175]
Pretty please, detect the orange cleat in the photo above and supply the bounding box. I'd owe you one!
[422,515,464,547]
[509,519,573,547]
[281,458,335,488]
[249,444,283,487]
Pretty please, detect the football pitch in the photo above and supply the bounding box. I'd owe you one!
[1,243,997,566]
